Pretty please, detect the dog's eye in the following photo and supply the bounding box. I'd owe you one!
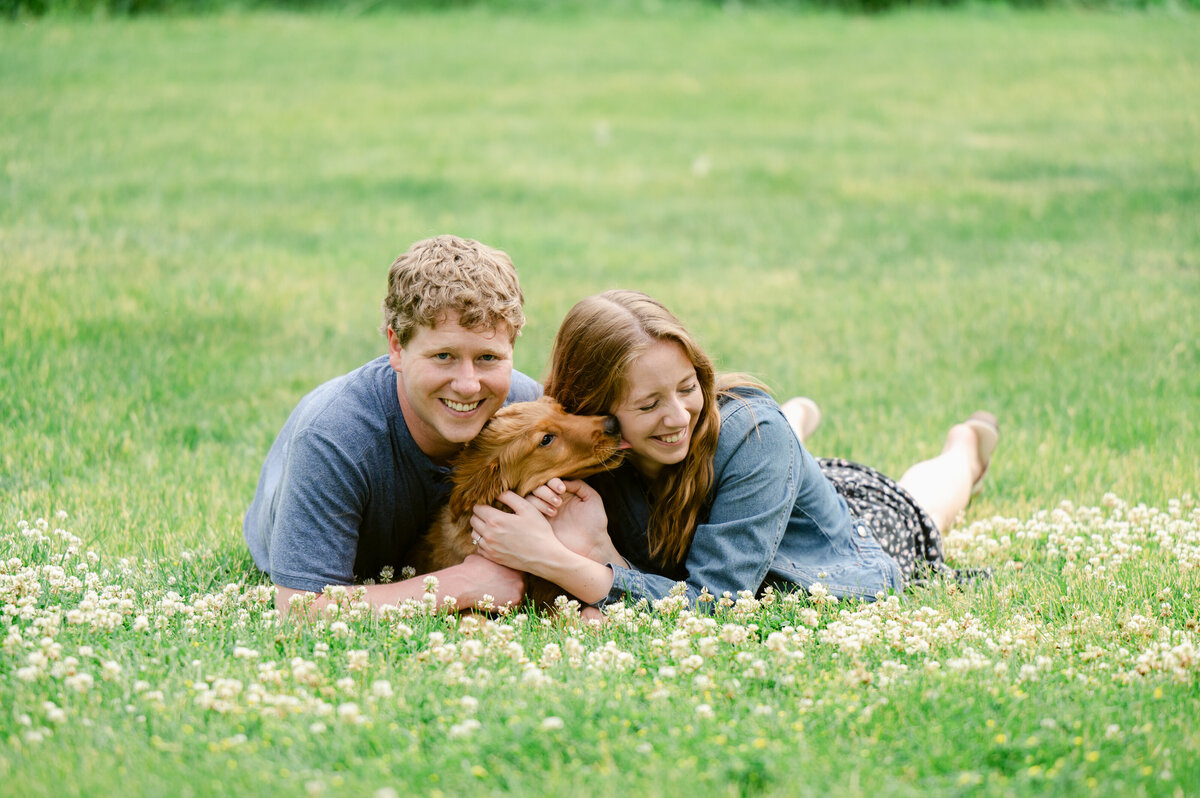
[538,434,556,447]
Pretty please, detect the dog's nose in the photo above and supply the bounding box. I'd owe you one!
[603,416,620,437]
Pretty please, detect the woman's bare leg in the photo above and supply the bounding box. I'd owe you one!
[898,417,996,534]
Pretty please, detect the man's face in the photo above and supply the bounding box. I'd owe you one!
[388,310,514,463]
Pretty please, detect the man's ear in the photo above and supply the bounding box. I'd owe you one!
[386,327,404,372]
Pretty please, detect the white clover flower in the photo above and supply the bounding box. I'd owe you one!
[540,716,565,731]
[720,624,751,645]
[347,649,369,672]
[516,664,549,687]
[448,718,481,738]
[460,639,484,664]
[65,672,94,693]
[540,643,562,668]
[42,702,67,724]
[695,704,714,719]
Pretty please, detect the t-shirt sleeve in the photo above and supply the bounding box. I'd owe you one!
[506,369,542,404]
[266,428,369,593]
[599,401,798,608]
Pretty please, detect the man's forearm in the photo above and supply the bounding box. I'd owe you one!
[274,556,524,618]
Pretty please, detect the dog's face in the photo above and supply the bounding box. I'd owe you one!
[447,397,625,517]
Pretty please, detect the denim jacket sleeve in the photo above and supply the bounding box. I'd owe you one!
[600,394,800,608]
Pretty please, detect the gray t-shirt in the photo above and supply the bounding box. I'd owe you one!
[243,355,541,592]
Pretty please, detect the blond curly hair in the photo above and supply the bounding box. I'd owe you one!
[381,235,526,345]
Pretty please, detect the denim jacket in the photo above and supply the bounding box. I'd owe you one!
[594,389,904,607]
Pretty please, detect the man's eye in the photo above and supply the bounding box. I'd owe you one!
[479,354,497,362]
[538,434,556,447]
[434,353,452,361]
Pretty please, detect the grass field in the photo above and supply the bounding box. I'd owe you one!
[2,6,1199,796]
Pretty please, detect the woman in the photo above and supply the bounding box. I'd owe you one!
[469,290,999,607]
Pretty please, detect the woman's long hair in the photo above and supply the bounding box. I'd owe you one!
[545,290,760,570]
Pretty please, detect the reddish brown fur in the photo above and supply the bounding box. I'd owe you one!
[406,397,625,608]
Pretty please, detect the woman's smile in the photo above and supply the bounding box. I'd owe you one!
[614,340,704,480]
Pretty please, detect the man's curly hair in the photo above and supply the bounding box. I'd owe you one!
[381,235,526,345]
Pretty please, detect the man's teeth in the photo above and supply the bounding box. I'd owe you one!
[444,399,481,412]
[657,431,685,444]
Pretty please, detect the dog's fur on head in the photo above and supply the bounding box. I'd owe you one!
[406,396,625,608]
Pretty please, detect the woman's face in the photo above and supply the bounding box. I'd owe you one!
[613,339,704,480]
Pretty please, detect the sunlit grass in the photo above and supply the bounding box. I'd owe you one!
[1,7,1198,795]
[3,495,1199,795]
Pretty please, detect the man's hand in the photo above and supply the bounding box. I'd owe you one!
[450,553,525,608]
[273,555,524,619]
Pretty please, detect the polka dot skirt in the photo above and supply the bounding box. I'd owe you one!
[817,457,956,583]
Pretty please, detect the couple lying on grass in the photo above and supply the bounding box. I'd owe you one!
[244,235,1000,618]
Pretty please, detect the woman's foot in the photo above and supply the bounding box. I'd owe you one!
[962,411,999,497]
[781,397,822,444]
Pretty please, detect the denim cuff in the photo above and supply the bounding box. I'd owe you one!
[594,561,646,609]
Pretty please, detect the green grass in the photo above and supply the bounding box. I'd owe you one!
[2,7,1199,796]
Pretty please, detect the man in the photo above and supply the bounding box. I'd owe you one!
[244,235,540,615]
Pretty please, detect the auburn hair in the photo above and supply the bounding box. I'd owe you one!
[544,290,761,570]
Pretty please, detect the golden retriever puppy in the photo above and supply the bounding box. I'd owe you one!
[407,397,625,608]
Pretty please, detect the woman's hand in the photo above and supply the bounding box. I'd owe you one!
[470,491,562,575]
[523,477,570,517]
[543,480,623,566]
[469,482,620,605]
[520,479,621,565]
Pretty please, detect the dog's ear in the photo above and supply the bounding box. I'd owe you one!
[447,457,507,519]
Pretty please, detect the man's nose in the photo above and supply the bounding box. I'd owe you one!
[451,362,480,394]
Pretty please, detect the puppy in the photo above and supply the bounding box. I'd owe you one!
[406,396,625,609]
